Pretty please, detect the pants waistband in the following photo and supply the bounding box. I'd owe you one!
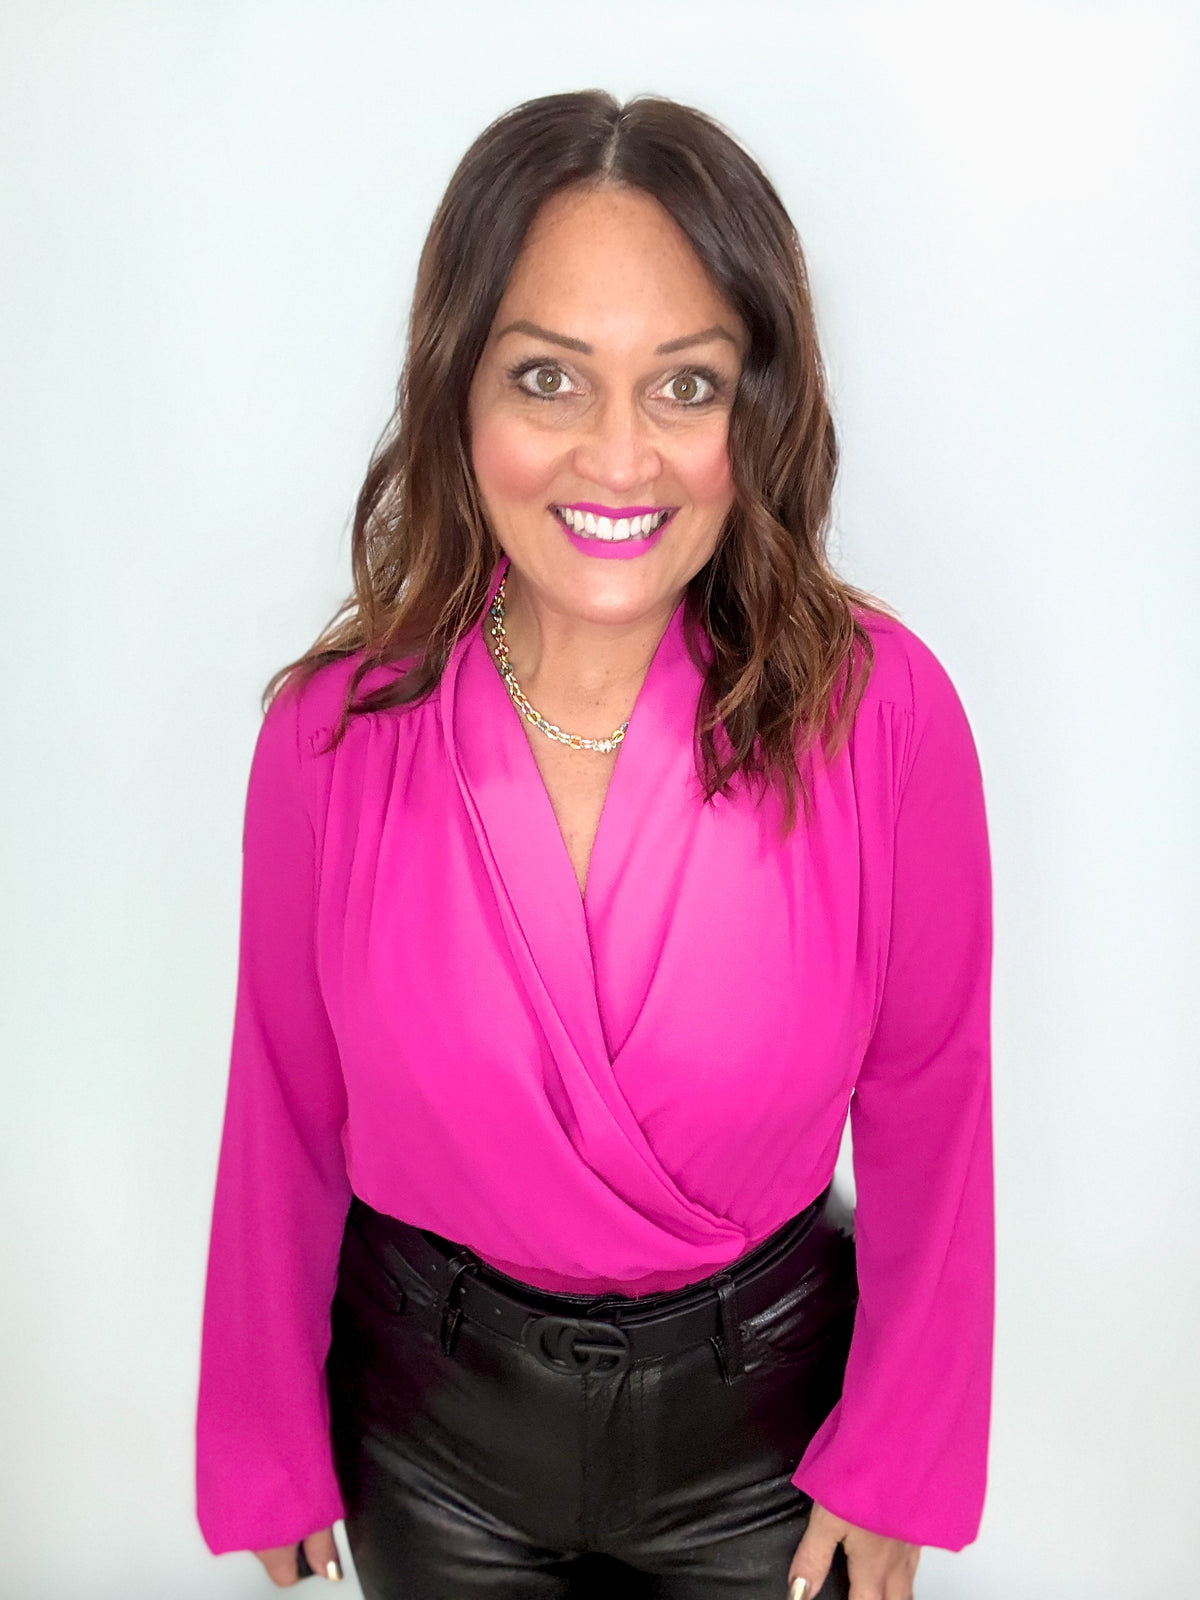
[341,1184,855,1384]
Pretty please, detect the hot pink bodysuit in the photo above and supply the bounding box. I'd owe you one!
[196,562,994,1557]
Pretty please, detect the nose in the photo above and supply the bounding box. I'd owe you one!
[569,393,662,494]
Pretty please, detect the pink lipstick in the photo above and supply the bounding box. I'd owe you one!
[550,502,676,561]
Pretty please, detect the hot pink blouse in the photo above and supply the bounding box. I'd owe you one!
[195,560,994,1558]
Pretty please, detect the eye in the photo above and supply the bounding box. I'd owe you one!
[655,367,722,406]
[508,360,579,400]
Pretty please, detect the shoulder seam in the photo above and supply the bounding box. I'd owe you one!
[855,612,918,722]
[280,684,318,847]
[893,639,921,806]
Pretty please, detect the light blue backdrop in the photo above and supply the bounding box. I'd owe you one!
[2,3,1196,1596]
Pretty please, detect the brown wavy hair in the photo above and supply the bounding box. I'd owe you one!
[265,89,896,829]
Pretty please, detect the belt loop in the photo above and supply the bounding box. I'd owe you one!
[438,1251,479,1356]
[709,1272,744,1384]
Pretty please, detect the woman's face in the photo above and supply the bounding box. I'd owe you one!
[467,183,746,632]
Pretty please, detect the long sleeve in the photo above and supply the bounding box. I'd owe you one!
[196,682,352,1555]
[792,641,995,1549]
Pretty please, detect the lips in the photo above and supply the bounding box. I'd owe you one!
[552,504,675,543]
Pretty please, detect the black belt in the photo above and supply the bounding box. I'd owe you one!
[344,1182,853,1381]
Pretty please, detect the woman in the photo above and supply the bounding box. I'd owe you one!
[196,92,993,1600]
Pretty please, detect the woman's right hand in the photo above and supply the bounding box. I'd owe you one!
[253,1528,343,1586]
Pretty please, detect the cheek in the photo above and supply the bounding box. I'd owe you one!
[470,412,558,506]
[676,423,735,508]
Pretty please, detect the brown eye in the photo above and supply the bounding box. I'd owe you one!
[662,370,717,405]
[508,361,580,401]
[508,361,579,401]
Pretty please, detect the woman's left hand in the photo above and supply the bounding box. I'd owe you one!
[786,1499,921,1599]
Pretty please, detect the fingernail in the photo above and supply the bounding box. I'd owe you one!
[788,1579,810,1600]
[326,1559,343,1581]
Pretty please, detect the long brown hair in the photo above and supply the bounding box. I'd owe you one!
[265,90,896,828]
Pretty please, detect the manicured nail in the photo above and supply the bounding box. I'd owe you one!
[326,1559,343,1581]
[788,1579,810,1600]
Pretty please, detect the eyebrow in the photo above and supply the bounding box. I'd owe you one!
[494,320,739,356]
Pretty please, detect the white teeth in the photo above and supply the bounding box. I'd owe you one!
[556,507,670,541]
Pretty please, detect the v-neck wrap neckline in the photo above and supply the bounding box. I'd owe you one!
[439,560,746,1254]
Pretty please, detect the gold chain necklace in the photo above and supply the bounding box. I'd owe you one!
[486,575,630,754]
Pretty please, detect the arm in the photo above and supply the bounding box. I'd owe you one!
[196,681,352,1555]
[792,641,995,1551]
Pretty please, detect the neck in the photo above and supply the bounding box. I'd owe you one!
[495,566,681,721]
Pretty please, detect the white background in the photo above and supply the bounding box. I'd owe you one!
[2,3,1197,1596]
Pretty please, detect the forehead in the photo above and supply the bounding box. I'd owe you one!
[493,184,742,347]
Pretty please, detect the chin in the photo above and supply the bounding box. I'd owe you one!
[558,566,680,623]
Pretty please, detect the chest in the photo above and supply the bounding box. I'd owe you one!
[317,726,872,1213]
[523,732,621,895]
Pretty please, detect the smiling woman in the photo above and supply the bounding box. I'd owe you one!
[196,91,993,1600]
[469,186,742,617]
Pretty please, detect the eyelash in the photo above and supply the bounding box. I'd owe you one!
[504,358,726,407]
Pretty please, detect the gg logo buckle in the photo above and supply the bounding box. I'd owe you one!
[521,1314,632,1376]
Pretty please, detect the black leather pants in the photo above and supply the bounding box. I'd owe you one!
[325,1186,858,1599]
